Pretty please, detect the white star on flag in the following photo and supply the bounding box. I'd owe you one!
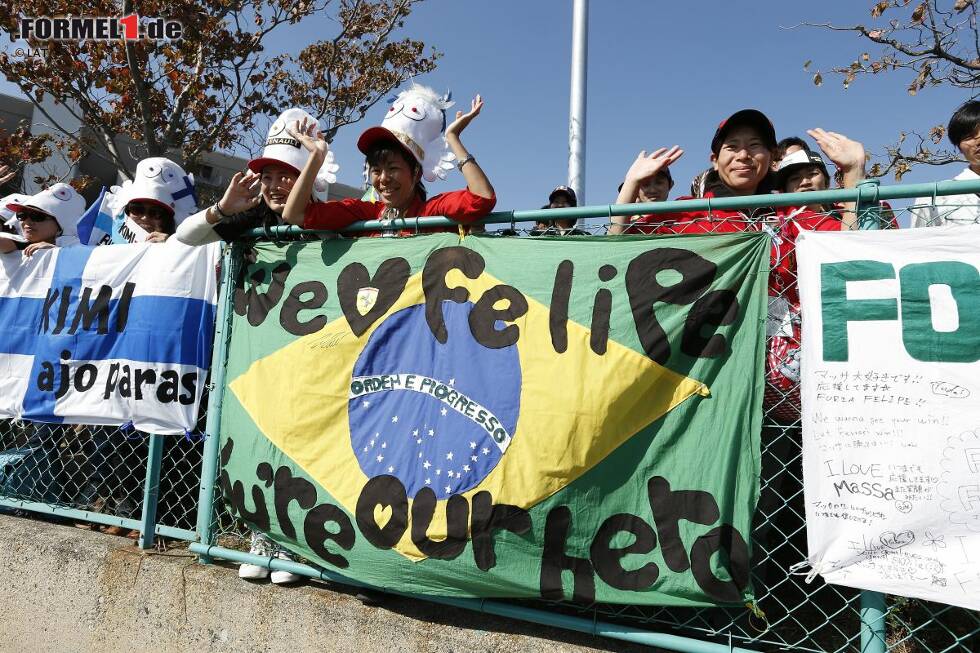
[391,416,399,423]
[423,460,431,469]
[482,447,490,455]
[381,442,387,449]
[428,429,434,436]
[387,466,394,473]
[449,379,455,386]
[362,400,371,408]
[446,452,454,461]
[471,455,478,462]
[463,465,470,472]
[469,442,477,449]
[425,478,431,485]
[413,429,419,436]
[441,407,448,416]
[445,486,451,494]
[376,454,384,462]
[416,438,422,444]
[436,469,441,475]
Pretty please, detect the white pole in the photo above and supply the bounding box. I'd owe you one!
[568,0,588,206]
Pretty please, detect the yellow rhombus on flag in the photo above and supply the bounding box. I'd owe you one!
[229,268,709,560]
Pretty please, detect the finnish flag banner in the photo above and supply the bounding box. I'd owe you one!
[0,241,220,434]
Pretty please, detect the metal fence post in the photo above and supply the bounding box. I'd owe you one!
[195,243,240,562]
[856,178,882,230]
[137,433,165,549]
[850,178,893,652]
[860,590,888,653]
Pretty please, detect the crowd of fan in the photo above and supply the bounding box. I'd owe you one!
[2,92,979,585]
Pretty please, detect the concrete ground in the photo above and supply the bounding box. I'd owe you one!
[0,512,661,652]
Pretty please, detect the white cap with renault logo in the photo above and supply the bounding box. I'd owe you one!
[248,108,340,200]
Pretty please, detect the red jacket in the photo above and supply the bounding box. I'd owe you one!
[624,192,768,235]
[303,189,496,237]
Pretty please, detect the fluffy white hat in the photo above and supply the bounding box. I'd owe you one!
[114,157,198,226]
[357,85,456,182]
[248,108,339,199]
[5,183,86,245]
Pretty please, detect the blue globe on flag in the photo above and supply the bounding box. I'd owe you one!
[349,302,521,499]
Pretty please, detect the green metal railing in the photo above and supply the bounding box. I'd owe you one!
[3,176,980,652]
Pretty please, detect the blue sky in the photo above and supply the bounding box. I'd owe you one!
[2,1,972,213]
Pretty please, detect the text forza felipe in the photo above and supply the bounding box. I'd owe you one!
[16,16,182,41]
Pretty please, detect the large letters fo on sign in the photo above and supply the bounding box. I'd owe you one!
[797,225,980,611]
[218,233,770,606]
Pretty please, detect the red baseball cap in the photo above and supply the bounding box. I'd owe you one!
[357,126,424,167]
[711,109,777,154]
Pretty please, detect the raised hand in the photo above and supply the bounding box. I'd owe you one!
[446,95,484,139]
[624,146,684,184]
[23,241,55,257]
[286,118,329,157]
[0,164,15,186]
[216,171,262,216]
[807,128,865,174]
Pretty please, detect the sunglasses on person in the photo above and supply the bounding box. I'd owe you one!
[125,202,171,221]
[16,209,55,223]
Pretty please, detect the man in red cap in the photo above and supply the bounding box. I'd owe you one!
[611,109,778,235]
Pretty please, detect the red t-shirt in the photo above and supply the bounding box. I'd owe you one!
[624,192,766,235]
[303,189,496,237]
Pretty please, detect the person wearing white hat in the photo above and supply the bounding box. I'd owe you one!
[112,157,198,243]
[0,183,87,257]
[281,86,495,237]
[174,108,338,246]
[173,108,332,583]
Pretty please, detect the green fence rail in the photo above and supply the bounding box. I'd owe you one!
[3,176,979,652]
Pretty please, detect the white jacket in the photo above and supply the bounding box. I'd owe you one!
[910,167,980,227]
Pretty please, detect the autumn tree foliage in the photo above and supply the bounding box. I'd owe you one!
[0,125,56,190]
[0,0,439,182]
[806,0,979,179]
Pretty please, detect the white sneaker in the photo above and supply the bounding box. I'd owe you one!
[270,549,302,585]
[239,532,272,580]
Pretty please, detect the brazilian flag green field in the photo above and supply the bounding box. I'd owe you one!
[218,232,769,606]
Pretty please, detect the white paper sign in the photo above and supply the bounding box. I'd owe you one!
[797,225,980,611]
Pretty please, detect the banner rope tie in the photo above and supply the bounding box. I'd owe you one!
[745,601,769,632]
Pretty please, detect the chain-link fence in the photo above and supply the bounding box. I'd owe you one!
[3,181,978,651]
[0,409,208,543]
[194,187,978,652]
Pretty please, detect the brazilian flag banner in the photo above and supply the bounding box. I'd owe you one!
[219,232,769,606]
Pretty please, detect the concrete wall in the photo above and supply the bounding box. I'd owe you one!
[0,514,652,653]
